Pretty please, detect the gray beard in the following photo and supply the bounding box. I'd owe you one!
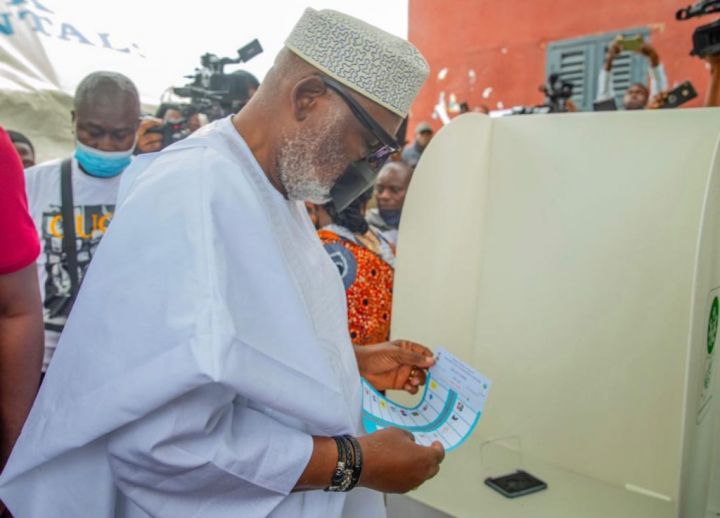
[276,114,346,204]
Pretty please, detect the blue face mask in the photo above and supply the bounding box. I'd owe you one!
[74,140,134,178]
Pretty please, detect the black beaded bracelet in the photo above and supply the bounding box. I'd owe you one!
[324,435,363,492]
[343,435,363,491]
[326,436,350,492]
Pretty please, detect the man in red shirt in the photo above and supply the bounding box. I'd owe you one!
[0,127,44,497]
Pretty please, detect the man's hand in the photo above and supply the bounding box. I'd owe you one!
[704,54,720,107]
[647,90,668,110]
[295,428,445,493]
[358,428,445,493]
[355,340,434,393]
[705,54,720,72]
[0,264,43,473]
[638,42,660,68]
[135,117,164,154]
[604,37,623,71]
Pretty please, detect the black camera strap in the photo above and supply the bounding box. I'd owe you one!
[60,158,80,306]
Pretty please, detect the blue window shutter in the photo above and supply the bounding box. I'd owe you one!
[546,41,594,111]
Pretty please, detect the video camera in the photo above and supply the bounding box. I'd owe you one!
[540,73,575,112]
[144,39,262,151]
[510,73,575,115]
[173,39,263,121]
[677,0,720,57]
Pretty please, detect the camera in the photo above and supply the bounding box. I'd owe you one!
[540,73,575,112]
[510,73,575,115]
[172,39,263,121]
[677,0,720,57]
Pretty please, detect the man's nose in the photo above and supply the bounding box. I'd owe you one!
[94,135,118,151]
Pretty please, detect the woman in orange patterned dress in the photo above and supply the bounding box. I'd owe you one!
[315,190,395,346]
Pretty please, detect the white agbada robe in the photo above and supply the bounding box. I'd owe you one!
[0,116,386,518]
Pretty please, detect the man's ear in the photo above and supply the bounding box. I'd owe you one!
[70,110,77,136]
[290,76,328,122]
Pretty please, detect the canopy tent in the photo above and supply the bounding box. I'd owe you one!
[0,1,168,160]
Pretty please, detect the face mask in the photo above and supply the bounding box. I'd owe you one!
[329,160,378,212]
[329,146,396,212]
[74,140,134,178]
[379,208,402,228]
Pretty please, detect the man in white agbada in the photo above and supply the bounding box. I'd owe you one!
[0,8,445,518]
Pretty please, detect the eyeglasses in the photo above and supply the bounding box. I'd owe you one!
[321,76,399,172]
[321,76,401,212]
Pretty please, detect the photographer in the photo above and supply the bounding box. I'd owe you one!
[597,37,669,110]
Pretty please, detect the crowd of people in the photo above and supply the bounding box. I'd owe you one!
[452,36,720,114]
[0,9,718,517]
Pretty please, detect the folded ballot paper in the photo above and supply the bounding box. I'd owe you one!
[361,347,491,452]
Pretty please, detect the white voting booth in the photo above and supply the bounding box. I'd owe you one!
[391,110,720,517]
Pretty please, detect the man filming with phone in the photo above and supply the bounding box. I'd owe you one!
[596,35,669,110]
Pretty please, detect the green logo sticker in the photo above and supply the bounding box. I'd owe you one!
[708,297,718,355]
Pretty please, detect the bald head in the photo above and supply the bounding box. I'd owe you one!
[375,161,412,211]
[72,71,140,152]
[74,71,139,113]
[623,82,649,110]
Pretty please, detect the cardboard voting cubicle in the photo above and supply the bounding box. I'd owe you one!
[391,110,720,517]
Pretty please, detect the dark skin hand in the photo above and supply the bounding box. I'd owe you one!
[604,38,623,71]
[355,340,435,394]
[296,429,445,493]
[135,117,164,154]
[638,43,661,68]
[0,264,43,472]
[647,91,669,110]
[705,54,720,108]
[295,341,441,493]
[357,428,444,492]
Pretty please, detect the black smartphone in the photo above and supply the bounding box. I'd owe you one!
[593,98,618,111]
[659,81,698,109]
[484,470,548,498]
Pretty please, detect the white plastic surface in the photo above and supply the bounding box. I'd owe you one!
[392,109,720,517]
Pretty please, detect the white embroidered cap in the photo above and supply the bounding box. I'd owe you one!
[285,8,429,118]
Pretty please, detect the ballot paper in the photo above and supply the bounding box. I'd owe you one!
[361,347,492,452]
